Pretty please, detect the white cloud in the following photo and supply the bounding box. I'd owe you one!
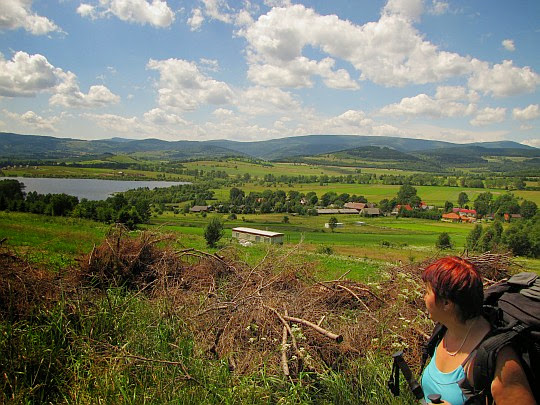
[0,0,61,35]
[0,51,61,97]
[77,4,97,19]
[502,39,515,52]
[242,4,475,90]
[240,3,540,95]
[468,59,540,97]
[429,1,449,15]
[49,72,120,108]
[143,108,188,125]
[235,86,302,115]
[3,109,59,132]
[200,58,219,72]
[512,104,540,121]
[435,86,479,102]
[383,0,424,22]
[470,107,506,127]
[201,0,233,23]
[264,0,291,6]
[77,0,175,28]
[147,58,234,111]
[0,51,119,108]
[380,93,474,118]
[248,56,358,89]
[187,8,204,31]
[522,138,540,147]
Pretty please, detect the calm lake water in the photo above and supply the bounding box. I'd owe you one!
[5,177,191,201]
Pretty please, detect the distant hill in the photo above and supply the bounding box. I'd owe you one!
[0,132,536,165]
[0,133,244,160]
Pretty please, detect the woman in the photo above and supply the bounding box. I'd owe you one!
[421,256,535,405]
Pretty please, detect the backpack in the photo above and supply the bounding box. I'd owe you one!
[421,272,540,404]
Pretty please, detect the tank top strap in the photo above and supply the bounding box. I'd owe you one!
[460,336,485,368]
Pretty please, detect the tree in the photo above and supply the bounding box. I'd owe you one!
[444,201,454,213]
[436,232,452,249]
[502,225,531,256]
[396,184,417,205]
[229,187,244,203]
[520,200,537,219]
[204,217,224,248]
[328,216,338,232]
[457,192,469,207]
[466,224,483,251]
[474,192,493,217]
[0,179,25,202]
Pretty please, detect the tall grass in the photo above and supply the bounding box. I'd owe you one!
[1,287,418,404]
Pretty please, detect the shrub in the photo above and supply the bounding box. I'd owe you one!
[436,232,452,249]
[204,217,224,248]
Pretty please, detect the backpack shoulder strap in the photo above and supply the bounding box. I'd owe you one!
[472,326,523,401]
[420,323,446,374]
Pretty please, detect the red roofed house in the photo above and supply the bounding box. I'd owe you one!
[442,212,461,222]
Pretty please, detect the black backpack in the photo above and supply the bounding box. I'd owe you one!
[421,272,540,404]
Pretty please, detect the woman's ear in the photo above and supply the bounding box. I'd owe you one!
[442,299,454,312]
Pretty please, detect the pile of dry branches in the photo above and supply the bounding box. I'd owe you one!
[0,244,59,320]
[79,230,518,376]
[2,227,518,376]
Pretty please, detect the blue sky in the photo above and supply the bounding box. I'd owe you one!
[1,0,539,146]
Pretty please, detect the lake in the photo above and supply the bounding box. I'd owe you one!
[5,177,191,200]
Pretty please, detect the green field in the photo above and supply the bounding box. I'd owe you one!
[211,183,540,206]
[1,165,192,181]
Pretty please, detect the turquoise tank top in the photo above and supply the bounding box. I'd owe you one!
[421,348,475,405]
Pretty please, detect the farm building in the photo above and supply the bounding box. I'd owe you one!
[361,207,380,217]
[232,227,284,244]
[317,208,360,215]
[190,205,210,213]
[324,222,344,229]
[344,202,366,210]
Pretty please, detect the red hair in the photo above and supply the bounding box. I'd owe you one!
[422,256,483,322]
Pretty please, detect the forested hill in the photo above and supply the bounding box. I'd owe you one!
[0,132,535,162]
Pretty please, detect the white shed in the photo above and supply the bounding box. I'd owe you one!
[232,227,284,244]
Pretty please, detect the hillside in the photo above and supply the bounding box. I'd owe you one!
[1,132,534,163]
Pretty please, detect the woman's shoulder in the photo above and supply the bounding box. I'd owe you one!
[490,345,535,404]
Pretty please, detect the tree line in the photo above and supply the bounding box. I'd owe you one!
[0,179,150,229]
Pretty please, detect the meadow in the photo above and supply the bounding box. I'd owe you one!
[1,207,539,403]
[1,156,539,403]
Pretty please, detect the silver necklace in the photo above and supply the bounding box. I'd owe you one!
[444,320,474,356]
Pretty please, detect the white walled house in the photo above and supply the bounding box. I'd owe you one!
[232,227,284,244]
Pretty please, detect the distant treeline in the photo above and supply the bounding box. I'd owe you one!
[0,179,151,229]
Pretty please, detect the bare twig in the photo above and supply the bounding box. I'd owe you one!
[282,315,343,343]
[281,309,290,377]
[337,284,371,312]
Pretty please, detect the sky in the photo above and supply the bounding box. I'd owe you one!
[0,0,539,146]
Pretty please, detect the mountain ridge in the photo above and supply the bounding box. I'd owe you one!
[0,132,535,162]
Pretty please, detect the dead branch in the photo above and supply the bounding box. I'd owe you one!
[337,284,371,312]
[281,309,290,377]
[283,315,343,343]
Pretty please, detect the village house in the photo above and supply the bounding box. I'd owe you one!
[361,207,380,217]
[391,204,413,215]
[504,213,522,222]
[441,212,461,222]
[452,208,477,222]
[232,227,284,244]
[344,202,366,210]
[190,205,210,213]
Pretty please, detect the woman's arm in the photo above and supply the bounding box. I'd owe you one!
[490,345,536,404]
